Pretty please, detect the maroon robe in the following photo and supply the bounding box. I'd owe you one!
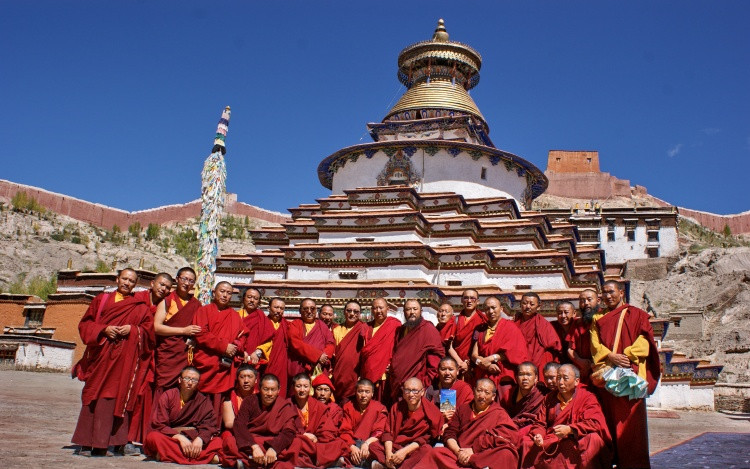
[287,318,335,378]
[425,380,474,413]
[360,316,401,400]
[551,320,572,364]
[143,388,221,464]
[514,313,562,373]
[328,401,343,430]
[452,310,487,361]
[264,320,291,398]
[474,319,530,387]
[218,390,248,467]
[339,399,388,449]
[370,397,444,469]
[332,321,368,402]
[231,395,301,469]
[595,304,660,469]
[523,387,612,469]
[129,290,160,443]
[389,320,445,401]
[191,302,245,395]
[415,402,519,469]
[566,318,593,382]
[498,384,545,433]
[71,292,153,448]
[288,397,343,468]
[154,291,201,389]
[436,320,456,353]
[241,308,276,359]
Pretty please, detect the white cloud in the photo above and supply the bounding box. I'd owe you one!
[701,128,721,136]
[667,144,683,158]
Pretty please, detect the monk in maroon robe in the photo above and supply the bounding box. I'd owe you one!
[415,378,520,469]
[287,298,335,381]
[424,357,473,429]
[567,288,599,383]
[256,298,291,397]
[312,374,344,430]
[153,267,202,397]
[72,268,154,456]
[127,273,173,449]
[144,366,222,464]
[551,301,576,364]
[286,373,343,468]
[471,296,529,389]
[370,378,444,469]
[514,292,562,372]
[232,374,301,469]
[451,289,487,374]
[436,303,456,353]
[238,288,275,371]
[592,281,660,469]
[360,298,401,402]
[331,300,367,402]
[219,364,258,468]
[340,379,388,467]
[191,281,246,419]
[389,299,445,402]
[523,364,612,469]
[319,304,336,330]
[498,362,545,435]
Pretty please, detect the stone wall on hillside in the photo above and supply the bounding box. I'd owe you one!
[0,179,290,230]
[645,193,750,235]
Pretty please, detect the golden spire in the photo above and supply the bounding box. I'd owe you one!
[432,19,449,42]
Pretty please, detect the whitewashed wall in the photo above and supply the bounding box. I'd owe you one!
[14,342,74,371]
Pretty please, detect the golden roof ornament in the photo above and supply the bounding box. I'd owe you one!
[432,19,449,42]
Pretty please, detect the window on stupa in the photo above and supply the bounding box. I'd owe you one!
[480,167,487,180]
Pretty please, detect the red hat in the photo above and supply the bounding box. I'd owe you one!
[312,374,335,392]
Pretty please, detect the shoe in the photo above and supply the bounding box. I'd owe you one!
[90,447,113,457]
[76,446,92,457]
[122,443,141,456]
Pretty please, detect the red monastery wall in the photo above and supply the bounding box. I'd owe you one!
[0,179,289,229]
[647,194,750,235]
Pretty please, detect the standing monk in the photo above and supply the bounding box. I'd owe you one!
[591,280,660,469]
[191,281,246,420]
[153,267,202,399]
[514,292,562,372]
[257,298,291,397]
[435,303,456,354]
[238,288,275,370]
[127,273,173,452]
[450,289,487,375]
[360,298,401,402]
[332,300,368,403]
[471,296,529,390]
[287,298,335,381]
[551,301,576,364]
[566,289,599,382]
[389,299,445,402]
[72,268,154,457]
[319,304,336,330]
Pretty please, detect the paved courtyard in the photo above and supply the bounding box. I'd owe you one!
[0,370,747,468]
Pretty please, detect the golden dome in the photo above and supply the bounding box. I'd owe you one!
[386,79,484,121]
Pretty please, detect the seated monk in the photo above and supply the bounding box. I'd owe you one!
[540,362,560,394]
[339,379,388,468]
[414,379,520,469]
[522,364,612,469]
[219,364,258,468]
[424,357,473,429]
[312,374,344,429]
[498,362,545,436]
[286,373,342,468]
[143,366,222,464]
[233,374,301,469]
[370,377,444,469]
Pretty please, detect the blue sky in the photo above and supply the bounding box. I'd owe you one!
[1,1,748,215]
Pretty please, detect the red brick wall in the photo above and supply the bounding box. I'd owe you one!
[547,150,601,173]
[0,179,289,230]
[43,301,90,362]
[544,171,632,199]
[0,301,27,329]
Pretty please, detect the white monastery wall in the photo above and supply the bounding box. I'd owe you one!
[14,342,74,371]
[598,226,678,264]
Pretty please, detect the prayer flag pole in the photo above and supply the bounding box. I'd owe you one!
[196,106,231,304]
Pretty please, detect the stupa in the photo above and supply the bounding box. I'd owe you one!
[215,20,605,318]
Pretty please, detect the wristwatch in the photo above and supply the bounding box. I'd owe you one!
[475,358,482,366]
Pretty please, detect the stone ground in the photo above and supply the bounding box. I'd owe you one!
[1,370,748,468]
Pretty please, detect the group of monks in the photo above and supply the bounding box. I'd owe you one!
[71,266,661,469]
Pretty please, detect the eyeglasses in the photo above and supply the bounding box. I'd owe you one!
[403,388,423,395]
[178,276,196,285]
[345,308,360,313]
[181,377,199,383]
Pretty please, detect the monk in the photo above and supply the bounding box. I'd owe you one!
[360,298,401,402]
[219,364,258,468]
[451,289,487,374]
[389,299,445,402]
[72,268,154,457]
[435,303,456,355]
[340,379,388,468]
[566,289,599,382]
[319,304,336,330]
[370,377,444,469]
[144,366,222,464]
[256,298,291,397]
[287,298,335,381]
[126,272,173,453]
[591,280,660,469]
[233,374,301,469]
[514,292,562,372]
[498,362,545,435]
[424,357,473,428]
[312,374,344,429]
[153,267,202,397]
[523,364,612,469]
[191,281,246,420]
[551,301,576,364]
[541,362,561,394]
[287,373,342,468]
[238,288,275,370]
[332,300,368,402]
[414,378,520,469]
[471,296,529,390]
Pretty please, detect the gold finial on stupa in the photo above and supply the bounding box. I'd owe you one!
[67,258,73,270]
[432,19,449,42]
[139,258,145,269]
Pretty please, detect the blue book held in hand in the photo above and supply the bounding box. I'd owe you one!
[439,389,456,412]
